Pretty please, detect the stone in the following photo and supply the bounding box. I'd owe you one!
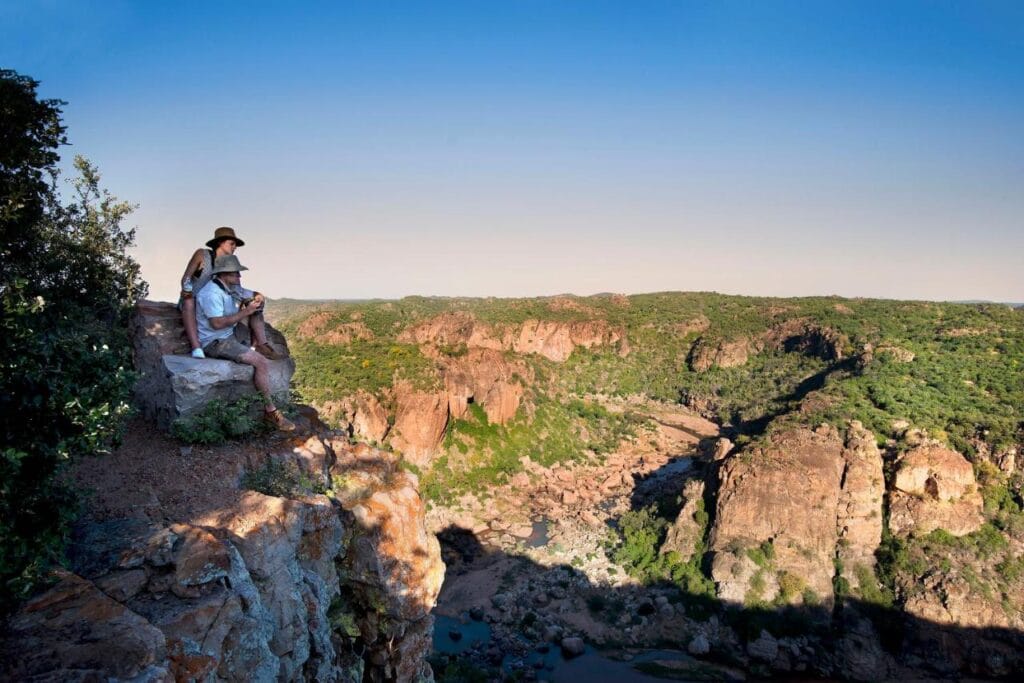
[560,636,586,658]
[689,336,751,372]
[0,570,167,681]
[836,422,884,588]
[889,444,984,537]
[321,391,390,443]
[688,633,711,655]
[747,630,779,662]
[709,426,847,606]
[132,300,294,429]
[660,479,706,562]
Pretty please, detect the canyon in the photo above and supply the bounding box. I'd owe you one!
[3,292,1022,682]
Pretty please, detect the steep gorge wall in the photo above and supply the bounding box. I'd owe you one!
[1,434,443,682]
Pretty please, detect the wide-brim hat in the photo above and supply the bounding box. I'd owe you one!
[206,226,245,249]
[211,254,249,274]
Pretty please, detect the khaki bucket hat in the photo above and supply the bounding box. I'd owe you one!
[211,254,249,275]
[206,226,246,249]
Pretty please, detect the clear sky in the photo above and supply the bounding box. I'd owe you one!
[3,1,1022,302]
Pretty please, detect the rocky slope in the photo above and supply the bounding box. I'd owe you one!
[1,426,444,683]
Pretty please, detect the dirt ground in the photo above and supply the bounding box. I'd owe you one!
[68,418,296,526]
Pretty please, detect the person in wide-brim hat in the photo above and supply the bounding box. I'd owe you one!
[178,227,246,358]
[206,226,245,249]
[194,252,295,431]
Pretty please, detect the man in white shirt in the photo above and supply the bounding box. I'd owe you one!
[195,254,295,431]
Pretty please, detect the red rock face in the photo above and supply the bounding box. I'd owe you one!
[440,348,531,425]
[3,432,445,683]
[389,381,450,468]
[399,311,628,362]
[711,425,848,605]
[295,312,375,344]
[889,444,984,537]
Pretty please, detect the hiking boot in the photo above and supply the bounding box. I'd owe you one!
[255,342,284,361]
[265,408,296,432]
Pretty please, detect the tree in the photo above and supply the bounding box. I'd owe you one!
[0,69,146,611]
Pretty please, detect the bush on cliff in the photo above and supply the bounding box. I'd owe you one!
[0,70,145,612]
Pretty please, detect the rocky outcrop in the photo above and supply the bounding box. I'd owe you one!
[321,391,391,443]
[389,381,450,468]
[1,433,444,683]
[398,311,628,362]
[509,319,628,362]
[132,300,294,429]
[688,337,751,372]
[709,424,882,607]
[888,444,984,537]
[438,348,530,425]
[397,311,503,351]
[835,422,885,589]
[688,320,847,372]
[296,311,375,344]
[660,479,707,562]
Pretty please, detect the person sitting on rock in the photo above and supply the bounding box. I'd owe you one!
[195,254,295,431]
[178,226,244,359]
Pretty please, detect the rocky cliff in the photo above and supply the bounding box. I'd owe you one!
[2,432,444,682]
[1,303,445,683]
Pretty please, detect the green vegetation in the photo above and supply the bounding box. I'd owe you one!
[242,458,326,498]
[1,70,146,612]
[171,394,271,444]
[609,504,715,599]
[291,339,440,403]
[274,274,1023,632]
[420,396,642,503]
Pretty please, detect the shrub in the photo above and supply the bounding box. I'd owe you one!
[171,394,269,444]
[1,70,146,612]
[242,458,325,498]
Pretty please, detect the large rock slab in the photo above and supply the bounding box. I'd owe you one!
[888,443,983,537]
[132,300,294,428]
[709,425,848,606]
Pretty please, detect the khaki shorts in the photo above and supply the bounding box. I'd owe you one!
[203,325,252,362]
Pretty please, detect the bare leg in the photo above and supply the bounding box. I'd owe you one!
[182,297,201,351]
[238,350,275,410]
[248,311,269,346]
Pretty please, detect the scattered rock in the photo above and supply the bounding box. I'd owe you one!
[560,636,586,658]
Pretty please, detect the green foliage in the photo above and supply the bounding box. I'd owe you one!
[420,395,638,503]
[290,339,440,405]
[1,70,146,613]
[242,458,326,498]
[777,571,806,602]
[169,395,270,444]
[854,563,892,608]
[171,394,269,444]
[747,540,775,569]
[610,504,715,599]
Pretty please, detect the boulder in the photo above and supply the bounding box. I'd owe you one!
[660,479,707,562]
[132,300,294,429]
[321,391,390,443]
[709,425,847,606]
[688,336,751,372]
[889,444,984,537]
[0,569,168,682]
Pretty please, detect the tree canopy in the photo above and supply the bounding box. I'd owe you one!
[0,69,146,611]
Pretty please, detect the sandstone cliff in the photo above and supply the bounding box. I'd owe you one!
[1,429,444,683]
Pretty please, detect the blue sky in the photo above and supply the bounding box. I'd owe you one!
[3,1,1022,301]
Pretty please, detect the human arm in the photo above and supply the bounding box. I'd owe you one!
[207,300,263,329]
[179,249,206,291]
